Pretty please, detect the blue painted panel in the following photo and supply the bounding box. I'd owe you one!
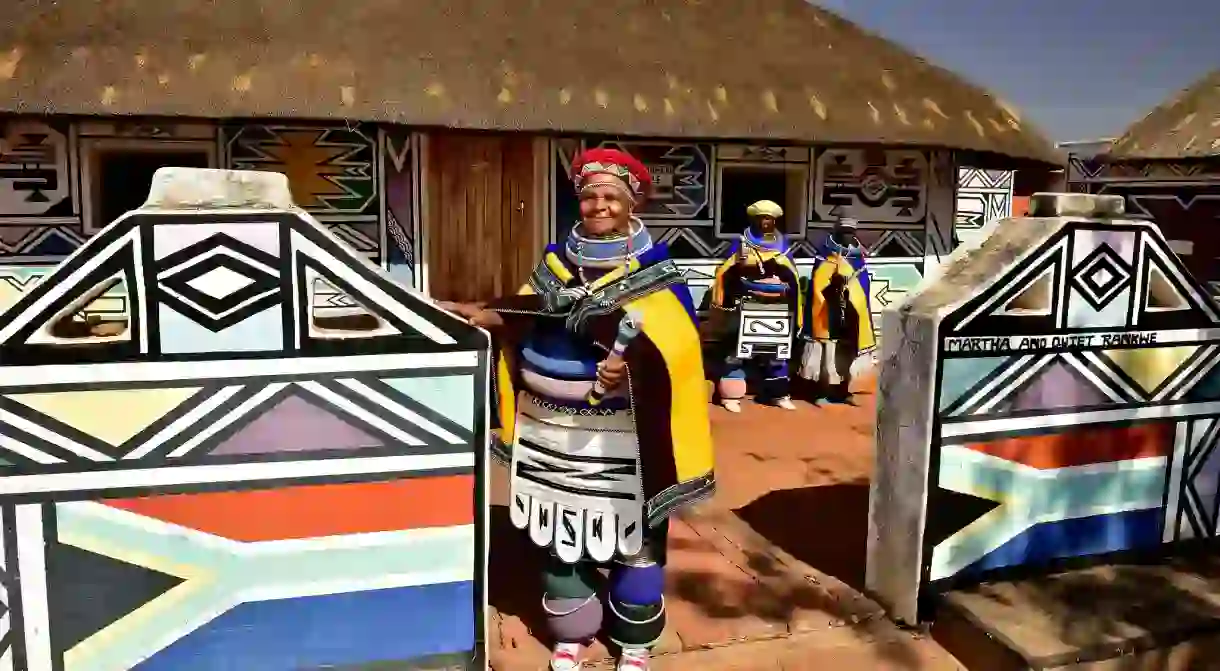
[959,508,1162,578]
[135,582,476,670]
[158,304,284,354]
[939,356,1013,411]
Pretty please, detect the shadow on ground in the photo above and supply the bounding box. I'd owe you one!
[488,499,957,670]
[486,505,551,641]
[734,480,1003,597]
[734,480,873,592]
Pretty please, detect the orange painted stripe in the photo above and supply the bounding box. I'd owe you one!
[102,476,474,542]
[963,422,1172,469]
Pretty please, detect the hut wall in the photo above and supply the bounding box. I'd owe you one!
[1069,154,1220,297]
[0,116,427,317]
[0,116,1015,325]
[544,137,1012,328]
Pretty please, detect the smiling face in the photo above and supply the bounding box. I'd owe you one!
[578,176,634,237]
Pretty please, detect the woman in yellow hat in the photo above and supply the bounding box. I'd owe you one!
[707,200,802,412]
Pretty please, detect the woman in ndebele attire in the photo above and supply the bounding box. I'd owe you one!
[798,218,876,401]
[708,199,802,413]
[440,148,715,671]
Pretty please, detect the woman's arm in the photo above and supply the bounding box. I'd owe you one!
[435,301,504,329]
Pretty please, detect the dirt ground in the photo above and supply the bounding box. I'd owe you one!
[486,374,967,670]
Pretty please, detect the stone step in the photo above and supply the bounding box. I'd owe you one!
[931,553,1220,670]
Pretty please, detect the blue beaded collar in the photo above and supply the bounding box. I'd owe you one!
[564,217,653,270]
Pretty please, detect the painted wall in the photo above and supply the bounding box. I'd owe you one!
[0,168,488,670]
[954,168,1014,247]
[1069,155,1220,296]
[0,116,1014,326]
[0,118,423,301]
[867,193,1220,624]
[544,138,1011,330]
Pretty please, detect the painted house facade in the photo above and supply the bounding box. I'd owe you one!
[1069,69,1220,295]
[0,0,1055,324]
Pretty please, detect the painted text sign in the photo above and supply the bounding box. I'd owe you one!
[943,328,1220,354]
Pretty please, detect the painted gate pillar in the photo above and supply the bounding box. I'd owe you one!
[867,192,1220,624]
[0,168,489,670]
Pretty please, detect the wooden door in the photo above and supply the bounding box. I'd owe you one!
[425,132,541,303]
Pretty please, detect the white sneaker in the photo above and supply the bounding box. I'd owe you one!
[616,647,650,671]
[550,642,583,671]
[775,396,796,410]
[722,399,742,413]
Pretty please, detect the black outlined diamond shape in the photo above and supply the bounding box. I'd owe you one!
[156,233,281,332]
[1072,243,1132,310]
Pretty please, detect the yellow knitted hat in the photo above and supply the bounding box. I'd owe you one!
[746,200,784,219]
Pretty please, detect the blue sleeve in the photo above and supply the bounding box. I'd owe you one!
[668,283,699,323]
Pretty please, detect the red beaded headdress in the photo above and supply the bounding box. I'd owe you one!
[570,148,653,202]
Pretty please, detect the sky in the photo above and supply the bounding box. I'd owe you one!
[812,0,1220,143]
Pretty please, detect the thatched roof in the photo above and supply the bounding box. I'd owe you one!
[0,0,1058,164]
[1109,69,1220,160]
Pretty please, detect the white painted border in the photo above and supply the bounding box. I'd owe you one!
[15,504,51,670]
[941,400,1220,439]
[478,349,492,671]
[0,452,474,496]
[0,350,477,389]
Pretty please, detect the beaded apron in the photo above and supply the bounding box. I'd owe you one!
[506,221,661,564]
[509,393,646,564]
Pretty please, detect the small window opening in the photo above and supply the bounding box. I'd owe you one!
[310,277,393,337]
[45,276,130,342]
[1003,272,1053,314]
[1146,266,1186,310]
[718,165,807,237]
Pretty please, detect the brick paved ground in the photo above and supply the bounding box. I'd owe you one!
[488,375,966,671]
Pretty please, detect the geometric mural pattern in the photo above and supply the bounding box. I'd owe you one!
[381,128,420,287]
[1068,156,1220,298]
[549,140,970,343]
[595,140,710,219]
[0,120,405,273]
[1164,417,1220,541]
[0,118,82,263]
[0,266,127,322]
[815,148,927,223]
[225,123,382,267]
[930,218,1220,587]
[224,124,378,217]
[1069,156,1220,185]
[955,168,1013,247]
[551,140,946,268]
[0,180,488,670]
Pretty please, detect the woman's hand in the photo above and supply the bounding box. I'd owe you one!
[596,356,626,392]
[468,309,504,329]
[437,301,504,329]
